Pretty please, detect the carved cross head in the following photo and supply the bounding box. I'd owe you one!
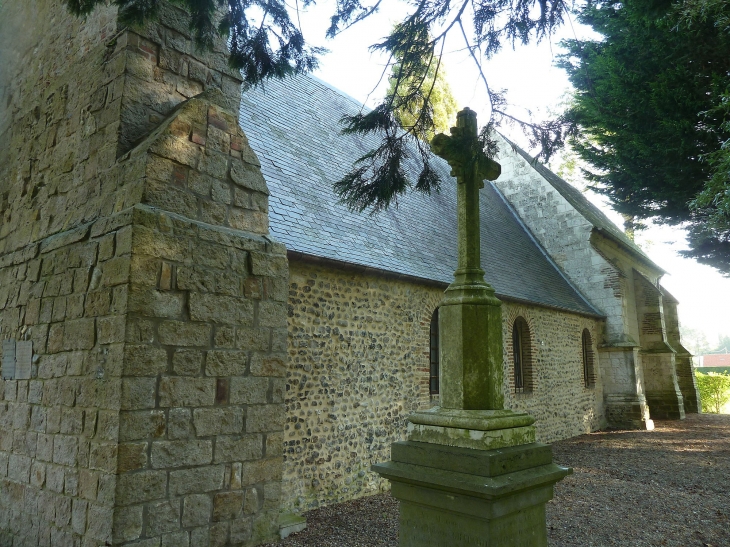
[430,108,501,187]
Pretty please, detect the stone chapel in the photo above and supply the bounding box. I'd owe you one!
[237,74,700,514]
[0,1,699,545]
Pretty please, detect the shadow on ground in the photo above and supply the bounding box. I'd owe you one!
[263,413,730,547]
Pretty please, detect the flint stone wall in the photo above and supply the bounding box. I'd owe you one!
[282,259,604,512]
[0,1,287,545]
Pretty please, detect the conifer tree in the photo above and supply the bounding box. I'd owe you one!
[559,0,730,274]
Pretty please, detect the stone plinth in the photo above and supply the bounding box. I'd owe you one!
[373,433,570,547]
[374,108,569,546]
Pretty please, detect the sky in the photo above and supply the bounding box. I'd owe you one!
[288,2,730,348]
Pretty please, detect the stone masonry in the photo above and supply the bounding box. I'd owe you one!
[494,136,697,429]
[0,1,287,545]
[283,258,603,513]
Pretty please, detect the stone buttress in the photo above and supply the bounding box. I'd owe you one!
[0,2,286,546]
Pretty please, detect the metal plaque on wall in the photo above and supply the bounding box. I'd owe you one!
[15,341,32,380]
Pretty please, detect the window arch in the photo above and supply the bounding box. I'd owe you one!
[429,308,439,395]
[511,317,533,393]
[582,328,596,388]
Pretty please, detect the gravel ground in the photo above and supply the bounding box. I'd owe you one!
[262,413,730,547]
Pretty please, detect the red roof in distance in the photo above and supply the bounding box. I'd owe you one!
[703,354,730,367]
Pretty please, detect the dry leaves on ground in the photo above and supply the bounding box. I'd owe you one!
[263,413,730,547]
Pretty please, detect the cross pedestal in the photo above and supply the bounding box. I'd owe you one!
[373,108,570,546]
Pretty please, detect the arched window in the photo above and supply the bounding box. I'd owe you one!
[429,308,439,395]
[512,317,533,394]
[582,328,595,388]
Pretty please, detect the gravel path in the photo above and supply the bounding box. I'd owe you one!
[262,413,730,546]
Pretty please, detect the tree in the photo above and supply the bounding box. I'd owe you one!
[695,371,730,413]
[680,325,711,358]
[386,44,458,140]
[558,0,730,275]
[65,0,574,212]
[710,334,730,354]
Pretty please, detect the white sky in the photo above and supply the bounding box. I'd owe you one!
[291,2,730,346]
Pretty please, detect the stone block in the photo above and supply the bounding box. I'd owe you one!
[121,377,157,410]
[101,256,131,287]
[119,410,166,441]
[249,252,286,278]
[229,377,268,405]
[205,351,247,376]
[172,350,204,375]
[189,293,253,325]
[169,465,225,495]
[71,499,88,536]
[8,454,31,483]
[236,328,270,352]
[84,290,111,317]
[193,408,244,437]
[257,301,287,328]
[214,435,263,463]
[240,457,282,486]
[159,377,215,407]
[246,404,285,434]
[118,442,148,472]
[250,354,286,377]
[147,500,181,536]
[167,407,193,440]
[97,315,126,344]
[128,287,184,318]
[86,503,113,543]
[162,530,190,547]
[244,487,260,514]
[265,432,283,458]
[112,505,143,543]
[177,266,217,293]
[158,321,211,347]
[62,319,95,350]
[89,441,117,473]
[123,345,169,376]
[183,494,212,527]
[115,470,167,505]
[213,491,243,522]
[230,161,268,194]
[151,439,213,468]
[214,326,236,348]
[52,435,78,466]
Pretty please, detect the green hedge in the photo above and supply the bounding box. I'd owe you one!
[695,371,730,414]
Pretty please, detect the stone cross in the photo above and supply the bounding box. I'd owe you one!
[430,107,501,284]
[430,107,504,410]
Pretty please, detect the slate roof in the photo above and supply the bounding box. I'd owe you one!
[502,137,664,273]
[239,74,601,317]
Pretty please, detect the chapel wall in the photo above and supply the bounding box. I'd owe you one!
[283,260,604,512]
[0,2,130,544]
[0,0,129,256]
[0,2,288,545]
[0,210,133,545]
[502,304,606,440]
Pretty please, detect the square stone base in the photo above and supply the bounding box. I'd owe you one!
[373,441,571,547]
